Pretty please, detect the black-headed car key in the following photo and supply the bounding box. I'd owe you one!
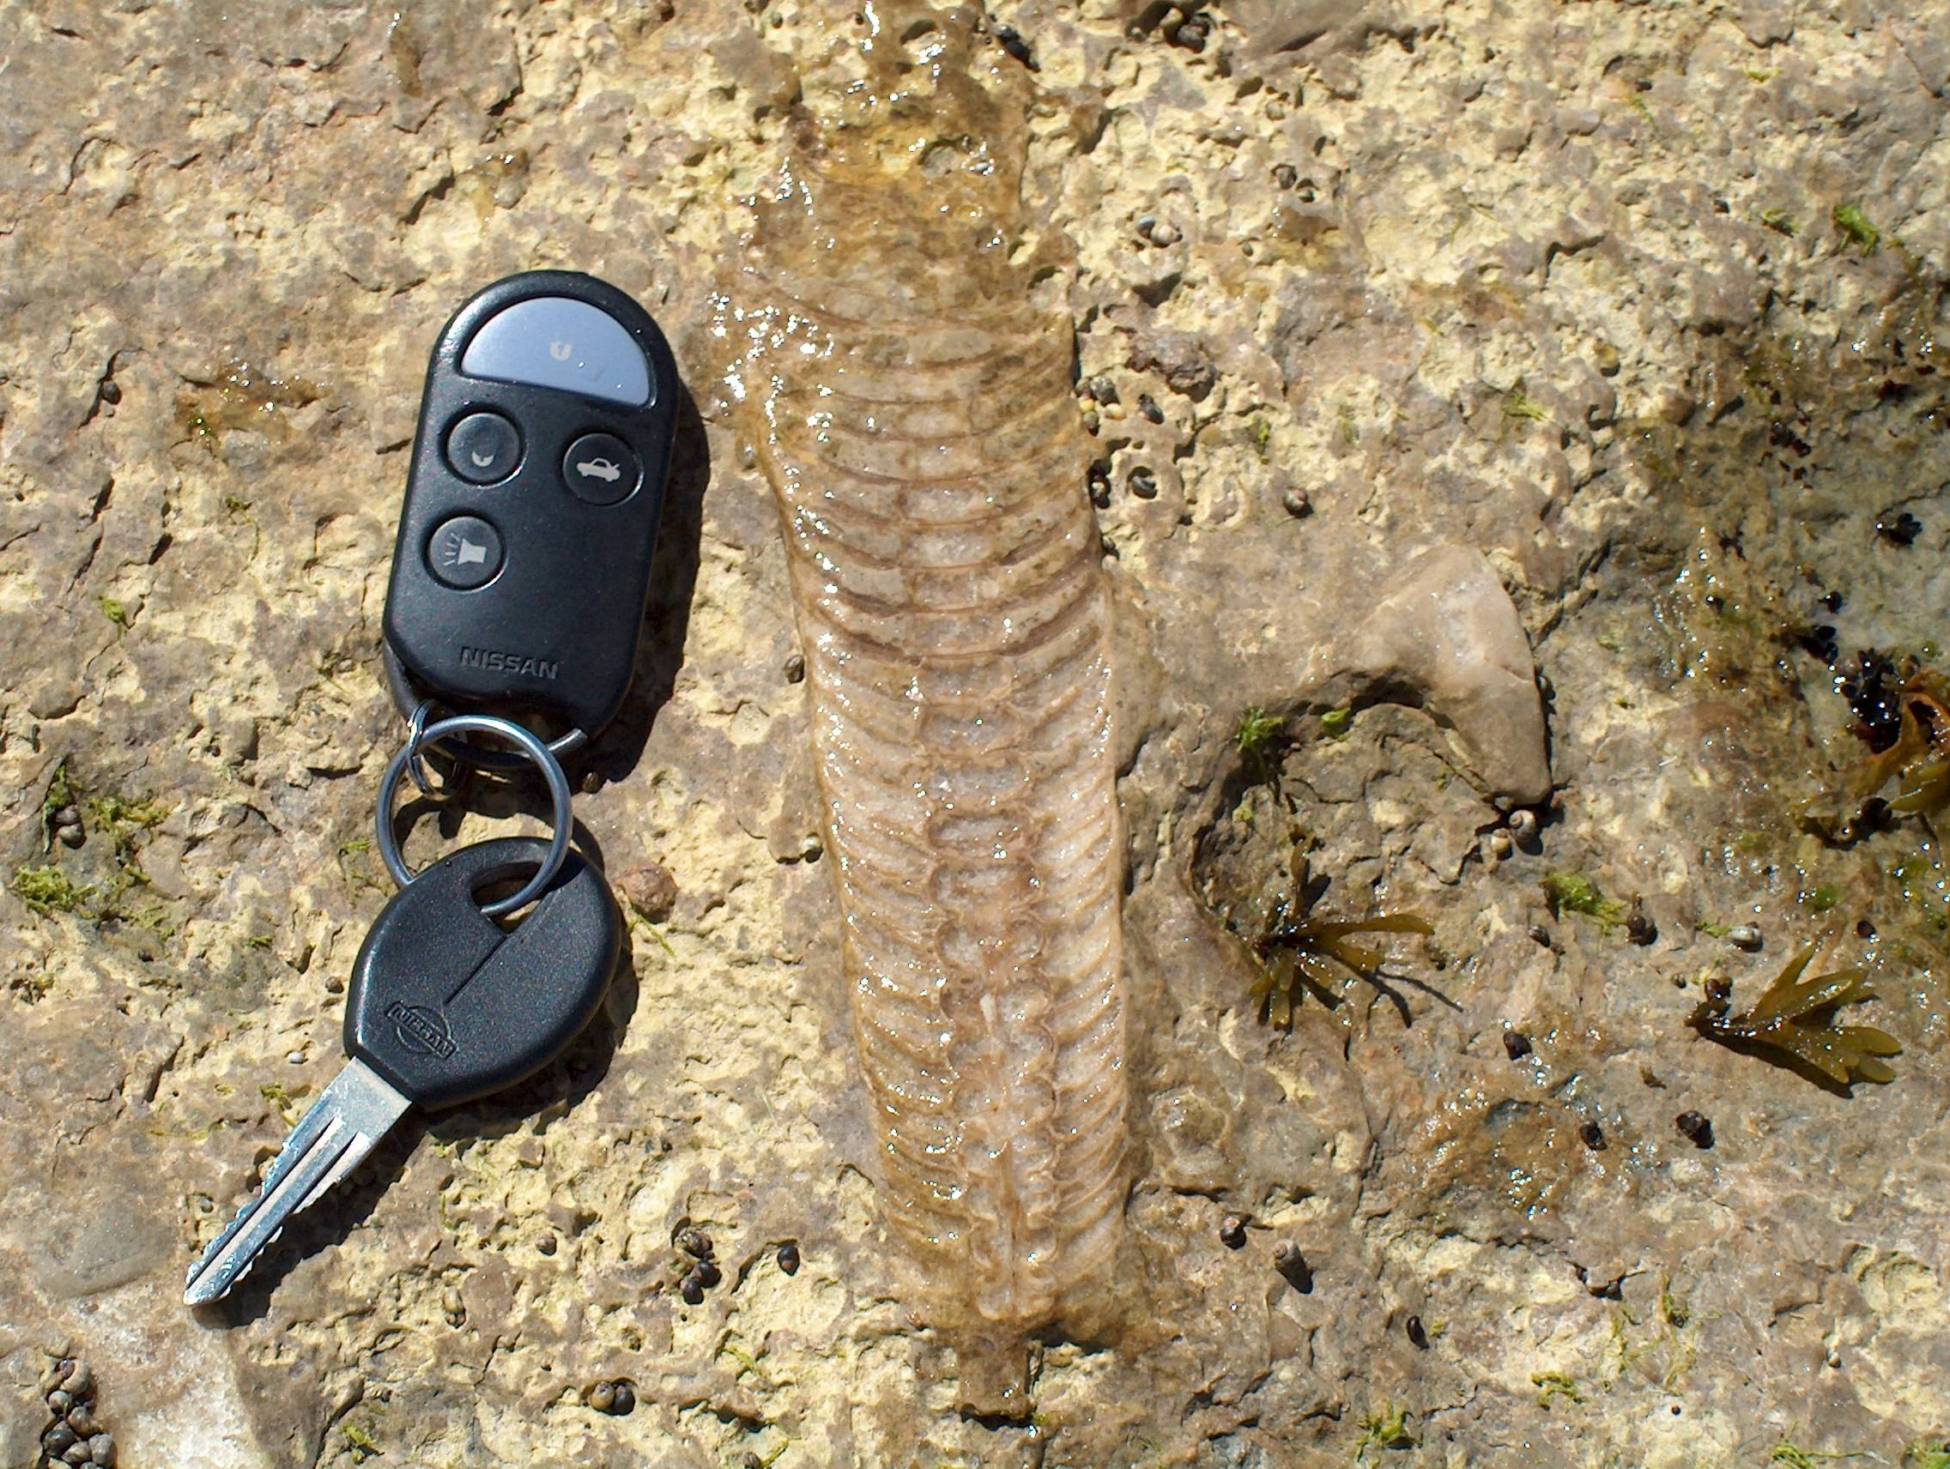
[382,271,679,742]
[185,838,620,1304]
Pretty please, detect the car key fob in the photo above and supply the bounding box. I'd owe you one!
[381,270,679,743]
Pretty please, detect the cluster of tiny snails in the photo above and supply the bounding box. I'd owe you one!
[37,1357,114,1467]
[582,1379,635,1417]
[670,1230,801,1308]
[674,1227,721,1305]
[1218,1213,1314,1295]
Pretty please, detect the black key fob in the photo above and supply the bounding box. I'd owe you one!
[344,837,619,1111]
[382,271,679,742]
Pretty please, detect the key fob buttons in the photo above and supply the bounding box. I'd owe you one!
[427,515,504,590]
[446,411,522,484]
[383,271,680,740]
[563,431,641,505]
[461,296,653,407]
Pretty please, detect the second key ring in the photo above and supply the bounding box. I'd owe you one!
[376,713,575,918]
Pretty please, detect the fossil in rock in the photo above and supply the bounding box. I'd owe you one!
[711,10,1126,1329]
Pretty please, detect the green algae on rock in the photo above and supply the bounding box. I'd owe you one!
[1542,871,1631,933]
[1233,705,1284,766]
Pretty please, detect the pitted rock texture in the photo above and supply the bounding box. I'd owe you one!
[1,3,1946,1467]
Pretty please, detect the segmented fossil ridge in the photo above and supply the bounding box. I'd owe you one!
[712,9,1128,1329]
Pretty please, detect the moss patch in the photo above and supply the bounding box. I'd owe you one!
[12,864,94,917]
[1831,202,1879,253]
[1541,872,1629,933]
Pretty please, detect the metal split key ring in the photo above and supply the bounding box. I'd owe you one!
[383,644,587,775]
[376,712,575,917]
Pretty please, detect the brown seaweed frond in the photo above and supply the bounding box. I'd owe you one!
[1687,940,1901,1089]
[1250,894,1434,1027]
[1799,669,1950,844]
[1854,670,1950,818]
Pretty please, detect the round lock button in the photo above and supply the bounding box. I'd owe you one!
[563,432,641,505]
[427,515,504,590]
[446,412,521,484]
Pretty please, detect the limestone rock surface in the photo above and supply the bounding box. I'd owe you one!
[2,2,1947,1466]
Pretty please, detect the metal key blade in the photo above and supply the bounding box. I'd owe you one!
[184,1059,410,1306]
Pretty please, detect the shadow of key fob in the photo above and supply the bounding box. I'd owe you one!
[382,271,680,747]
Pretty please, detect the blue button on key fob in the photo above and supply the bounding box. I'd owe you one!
[382,271,680,743]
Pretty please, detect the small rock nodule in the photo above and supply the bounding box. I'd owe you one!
[616,862,679,924]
